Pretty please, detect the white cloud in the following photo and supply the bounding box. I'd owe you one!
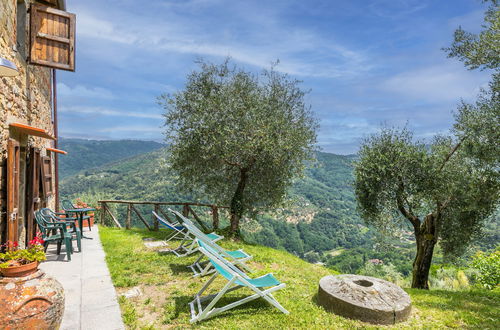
[369,0,427,19]
[74,6,370,79]
[59,106,163,119]
[57,83,114,99]
[381,63,489,103]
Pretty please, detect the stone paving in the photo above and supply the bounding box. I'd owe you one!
[39,226,124,330]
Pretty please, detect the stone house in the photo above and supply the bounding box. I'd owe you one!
[0,0,75,248]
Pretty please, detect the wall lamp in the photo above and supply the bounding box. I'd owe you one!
[0,57,19,77]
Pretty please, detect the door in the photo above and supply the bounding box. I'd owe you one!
[25,147,42,243]
[7,139,20,249]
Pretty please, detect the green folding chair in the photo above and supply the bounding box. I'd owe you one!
[34,210,74,261]
[189,244,288,322]
[40,208,82,252]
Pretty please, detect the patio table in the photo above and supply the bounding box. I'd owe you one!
[65,207,96,239]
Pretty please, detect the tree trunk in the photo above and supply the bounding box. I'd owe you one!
[229,168,248,236]
[211,206,219,230]
[411,214,438,289]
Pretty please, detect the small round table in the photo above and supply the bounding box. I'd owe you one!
[64,207,96,239]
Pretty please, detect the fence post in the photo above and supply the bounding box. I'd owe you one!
[126,203,132,229]
[212,206,219,230]
[100,202,106,226]
[182,204,189,217]
[153,204,159,231]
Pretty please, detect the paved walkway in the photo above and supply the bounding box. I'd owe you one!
[39,226,124,330]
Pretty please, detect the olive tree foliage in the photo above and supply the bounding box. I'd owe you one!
[159,59,318,235]
[355,1,499,289]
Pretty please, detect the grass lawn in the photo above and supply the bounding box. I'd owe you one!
[99,227,500,329]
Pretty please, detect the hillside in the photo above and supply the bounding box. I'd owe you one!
[60,146,382,265]
[101,227,500,329]
[60,140,498,277]
[58,138,164,178]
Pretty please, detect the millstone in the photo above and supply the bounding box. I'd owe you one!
[317,274,411,325]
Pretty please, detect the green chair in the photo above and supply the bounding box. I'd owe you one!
[61,199,92,231]
[40,208,82,252]
[34,210,74,261]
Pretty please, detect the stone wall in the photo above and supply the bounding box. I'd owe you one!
[0,0,56,244]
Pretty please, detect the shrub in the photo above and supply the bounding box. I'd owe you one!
[471,248,500,290]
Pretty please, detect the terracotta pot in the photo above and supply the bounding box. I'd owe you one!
[0,270,65,329]
[0,261,39,278]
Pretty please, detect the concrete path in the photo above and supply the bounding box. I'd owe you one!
[39,226,125,330]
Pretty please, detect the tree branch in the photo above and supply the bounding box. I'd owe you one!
[439,135,468,171]
[223,159,242,168]
[396,181,420,230]
[224,156,256,170]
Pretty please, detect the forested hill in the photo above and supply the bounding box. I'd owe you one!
[59,142,373,259]
[58,138,164,178]
[60,140,498,275]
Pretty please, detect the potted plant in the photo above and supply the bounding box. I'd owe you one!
[0,235,46,277]
[74,198,95,226]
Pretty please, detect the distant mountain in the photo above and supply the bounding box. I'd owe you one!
[58,138,164,178]
[60,145,373,257]
[59,139,498,275]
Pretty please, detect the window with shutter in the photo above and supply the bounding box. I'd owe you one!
[29,4,76,71]
[41,156,53,197]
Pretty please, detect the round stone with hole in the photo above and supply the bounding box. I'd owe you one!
[317,274,411,325]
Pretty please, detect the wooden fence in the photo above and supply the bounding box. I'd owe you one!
[97,200,228,231]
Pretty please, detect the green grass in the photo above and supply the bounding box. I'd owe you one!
[99,227,500,329]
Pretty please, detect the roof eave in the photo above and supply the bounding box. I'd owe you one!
[57,0,66,10]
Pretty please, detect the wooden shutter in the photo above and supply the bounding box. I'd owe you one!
[25,148,42,243]
[7,140,21,248]
[41,156,54,197]
[29,4,76,71]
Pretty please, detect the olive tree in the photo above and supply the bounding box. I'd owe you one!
[159,60,318,235]
[354,1,499,289]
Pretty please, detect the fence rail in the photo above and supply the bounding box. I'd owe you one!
[98,200,228,231]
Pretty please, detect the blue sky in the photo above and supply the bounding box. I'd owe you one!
[58,0,491,154]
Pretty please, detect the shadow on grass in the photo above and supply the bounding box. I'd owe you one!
[168,263,193,275]
[173,293,279,321]
[408,289,499,327]
[311,292,319,305]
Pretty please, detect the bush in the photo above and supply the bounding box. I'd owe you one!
[358,262,407,287]
[471,248,500,290]
[429,265,473,290]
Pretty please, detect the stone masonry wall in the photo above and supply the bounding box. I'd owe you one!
[0,0,56,244]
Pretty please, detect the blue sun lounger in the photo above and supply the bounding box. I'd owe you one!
[152,211,223,257]
[189,244,288,322]
[168,209,253,276]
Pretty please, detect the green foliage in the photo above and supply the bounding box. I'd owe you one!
[0,238,46,268]
[159,59,318,230]
[444,0,499,71]
[359,262,407,287]
[429,265,476,291]
[118,295,139,328]
[303,251,321,263]
[58,138,163,178]
[471,247,500,289]
[60,140,498,279]
[354,2,500,288]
